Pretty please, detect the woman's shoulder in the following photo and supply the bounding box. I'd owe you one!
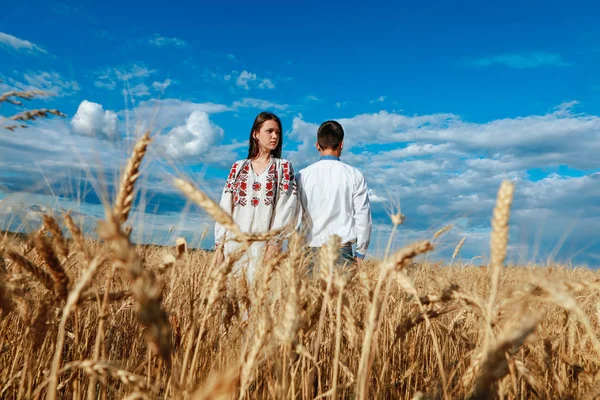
[272,157,294,168]
[230,159,250,168]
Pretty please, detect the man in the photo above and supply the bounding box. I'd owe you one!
[295,120,372,267]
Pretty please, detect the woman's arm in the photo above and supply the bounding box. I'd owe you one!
[214,161,239,249]
[268,160,300,249]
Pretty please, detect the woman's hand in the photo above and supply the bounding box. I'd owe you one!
[212,247,225,268]
[265,243,280,260]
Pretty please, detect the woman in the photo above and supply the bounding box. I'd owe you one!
[214,112,299,282]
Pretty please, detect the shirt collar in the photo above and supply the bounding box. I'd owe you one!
[320,155,340,161]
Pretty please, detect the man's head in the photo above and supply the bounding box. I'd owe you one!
[316,120,344,156]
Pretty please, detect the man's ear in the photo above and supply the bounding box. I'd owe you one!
[339,140,344,151]
[315,141,321,151]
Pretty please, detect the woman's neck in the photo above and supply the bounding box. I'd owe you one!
[254,148,272,161]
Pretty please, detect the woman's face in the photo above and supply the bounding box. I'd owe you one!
[253,120,280,153]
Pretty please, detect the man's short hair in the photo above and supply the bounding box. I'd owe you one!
[317,120,344,150]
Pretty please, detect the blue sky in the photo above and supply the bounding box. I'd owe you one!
[1,0,599,266]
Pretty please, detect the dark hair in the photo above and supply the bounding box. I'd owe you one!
[247,112,283,159]
[317,120,344,150]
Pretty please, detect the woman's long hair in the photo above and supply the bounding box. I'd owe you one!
[247,112,283,159]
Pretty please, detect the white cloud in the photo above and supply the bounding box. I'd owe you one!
[125,83,150,97]
[2,94,597,265]
[370,96,386,103]
[0,118,127,200]
[129,98,230,132]
[289,103,600,265]
[148,35,187,48]
[95,64,156,90]
[236,71,257,90]
[368,189,387,203]
[304,95,322,102]
[94,77,116,90]
[71,100,118,139]
[0,32,47,54]
[232,98,289,111]
[1,71,79,97]
[152,79,172,91]
[231,71,276,90]
[292,102,600,161]
[0,190,219,249]
[162,111,224,159]
[286,117,320,167]
[258,78,275,89]
[115,64,155,81]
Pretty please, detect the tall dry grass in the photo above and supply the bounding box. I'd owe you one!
[1,116,600,399]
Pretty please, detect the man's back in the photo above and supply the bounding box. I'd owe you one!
[296,157,372,258]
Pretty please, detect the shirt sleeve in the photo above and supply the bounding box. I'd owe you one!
[215,162,238,248]
[353,171,372,258]
[269,161,300,246]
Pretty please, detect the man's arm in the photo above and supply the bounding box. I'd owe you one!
[353,172,372,260]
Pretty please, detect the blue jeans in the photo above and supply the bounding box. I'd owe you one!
[306,243,356,277]
[338,243,356,264]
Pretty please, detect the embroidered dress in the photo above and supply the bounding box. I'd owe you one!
[215,157,299,281]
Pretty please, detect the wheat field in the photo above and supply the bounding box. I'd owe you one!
[2,93,600,399]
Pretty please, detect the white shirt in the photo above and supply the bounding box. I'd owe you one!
[295,156,372,258]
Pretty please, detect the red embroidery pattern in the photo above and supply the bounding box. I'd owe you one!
[234,161,250,207]
[224,162,238,193]
[251,197,260,207]
[252,182,261,192]
[280,161,297,195]
[264,162,277,206]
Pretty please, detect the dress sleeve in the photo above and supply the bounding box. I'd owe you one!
[353,171,372,259]
[215,162,238,248]
[293,170,306,233]
[268,160,300,246]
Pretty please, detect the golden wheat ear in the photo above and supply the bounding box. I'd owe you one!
[63,212,91,261]
[97,216,173,364]
[173,178,242,237]
[32,233,70,300]
[1,90,66,131]
[114,130,152,225]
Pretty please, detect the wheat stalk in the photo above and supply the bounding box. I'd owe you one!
[356,240,433,400]
[0,90,48,105]
[175,237,187,260]
[5,250,55,294]
[239,314,271,398]
[0,260,13,314]
[42,214,69,260]
[433,224,453,240]
[484,181,515,357]
[191,362,240,400]
[114,130,152,224]
[33,234,70,300]
[470,314,539,399]
[63,212,91,261]
[450,236,466,267]
[47,254,104,400]
[97,216,172,363]
[173,178,242,237]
